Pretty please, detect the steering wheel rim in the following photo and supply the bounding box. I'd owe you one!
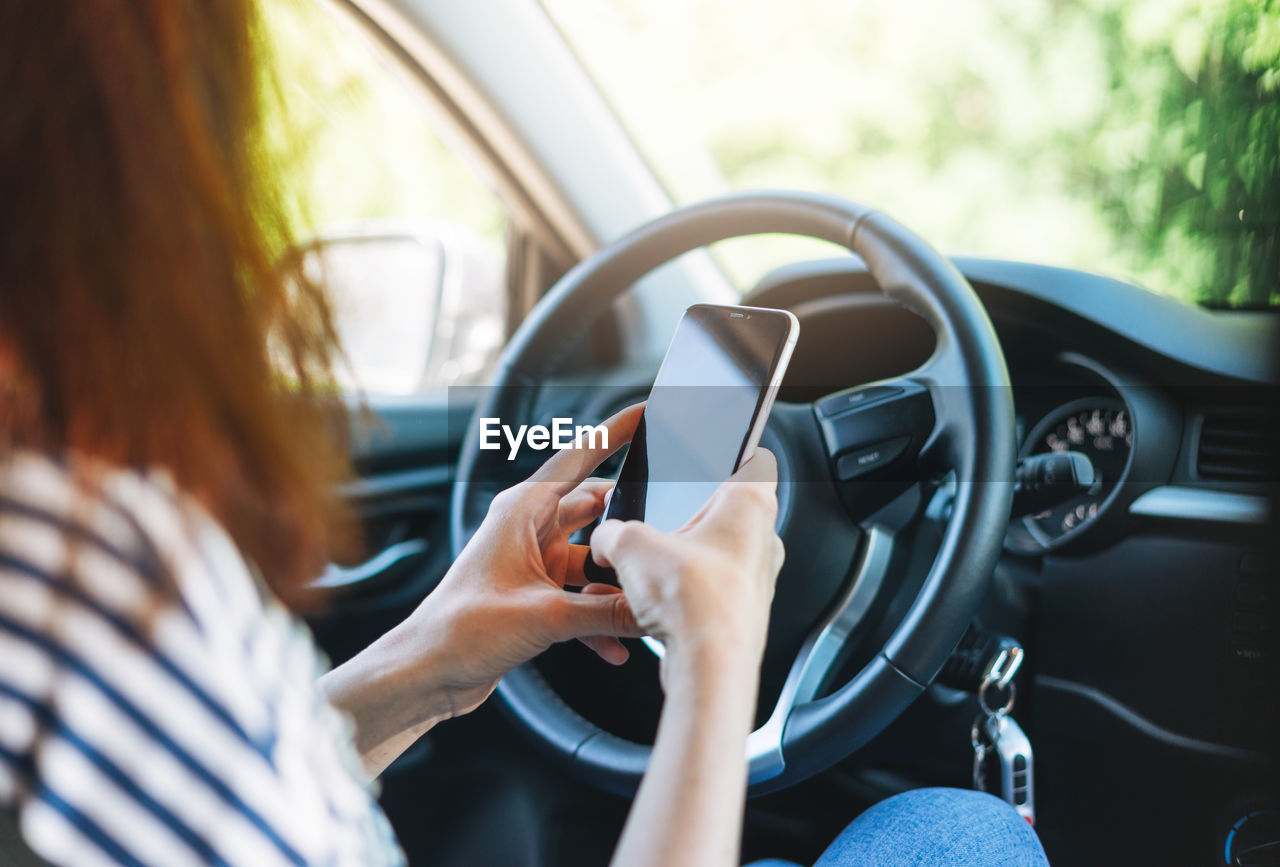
[451,190,1015,795]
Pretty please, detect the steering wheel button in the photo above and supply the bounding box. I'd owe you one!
[836,435,912,480]
[817,385,904,417]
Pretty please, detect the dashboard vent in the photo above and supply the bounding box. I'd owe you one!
[1196,411,1278,482]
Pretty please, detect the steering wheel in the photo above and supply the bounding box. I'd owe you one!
[451,191,1015,795]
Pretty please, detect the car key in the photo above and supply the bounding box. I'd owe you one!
[969,638,1035,825]
[984,713,1036,826]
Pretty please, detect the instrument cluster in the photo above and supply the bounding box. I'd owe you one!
[1017,397,1133,548]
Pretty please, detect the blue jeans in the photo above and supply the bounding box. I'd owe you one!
[748,787,1049,866]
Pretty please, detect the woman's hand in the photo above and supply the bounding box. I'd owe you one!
[401,404,649,716]
[590,448,784,684]
[322,405,647,775]
[595,450,785,867]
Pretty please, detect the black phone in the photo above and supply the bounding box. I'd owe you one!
[586,303,799,581]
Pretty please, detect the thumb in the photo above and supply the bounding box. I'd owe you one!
[590,518,666,569]
[553,584,643,642]
[574,583,633,666]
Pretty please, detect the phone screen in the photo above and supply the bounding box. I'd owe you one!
[603,305,795,534]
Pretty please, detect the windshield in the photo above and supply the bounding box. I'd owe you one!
[544,0,1279,308]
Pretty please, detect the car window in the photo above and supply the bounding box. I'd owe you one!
[263,0,509,395]
[544,0,1279,308]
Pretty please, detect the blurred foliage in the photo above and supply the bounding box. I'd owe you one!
[1128,0,1280,306]
[546,0,1279,306]
[257,0,1277,307]
[258,0,506,244]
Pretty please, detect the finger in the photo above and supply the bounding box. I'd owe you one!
[731,447,779,487]
[676,448,779,533]
[556,477,614,533]
[552,583,643,640]
[561,543,592,586]
[684,462,779,547]
[580,581,624,597]
[589,518,668,569]
[526,403,644,497]
[577,634,631,666]
[696,482,778,541]
[575,584,632,664]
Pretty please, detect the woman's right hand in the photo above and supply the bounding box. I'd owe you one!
[589,449,785,682]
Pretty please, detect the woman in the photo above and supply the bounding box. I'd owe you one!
[0,1,1048,865]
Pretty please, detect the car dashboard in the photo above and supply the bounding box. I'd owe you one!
[745,255,1278,866]
[310,253,1276,867]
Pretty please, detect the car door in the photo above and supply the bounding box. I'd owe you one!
[258,0,539,673]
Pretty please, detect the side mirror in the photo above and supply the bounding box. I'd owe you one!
[300,219,506,395]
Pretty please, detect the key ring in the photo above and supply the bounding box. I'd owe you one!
[970,716,986,751]
[977,642,1022,717]
[984,645,1024,690]
[978,678,1016,717]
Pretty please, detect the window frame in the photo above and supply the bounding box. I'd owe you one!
[319,0,584,323]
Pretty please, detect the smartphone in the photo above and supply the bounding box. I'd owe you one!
[587,303,799,579]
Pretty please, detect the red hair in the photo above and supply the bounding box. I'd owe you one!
[0,0,352,601]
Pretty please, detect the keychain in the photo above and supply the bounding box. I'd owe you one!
[970,643,1036,826]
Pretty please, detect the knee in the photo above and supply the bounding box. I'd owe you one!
[817,787,1048,867]
[871,786,1030,830]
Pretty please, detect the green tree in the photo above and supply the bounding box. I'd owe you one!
[1146,0,1280,306]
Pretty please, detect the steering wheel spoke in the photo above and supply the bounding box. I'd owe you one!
[811,376,942,520]
[814,379,935,472]
[747,526,895,782]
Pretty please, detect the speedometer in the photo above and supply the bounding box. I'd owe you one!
[1019,397,1133,545]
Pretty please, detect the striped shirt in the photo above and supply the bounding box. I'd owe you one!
[0,451,405,866]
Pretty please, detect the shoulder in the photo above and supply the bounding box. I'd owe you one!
[0,452,276,716]
[0,450,266,623]
[0,452,298,858]
[0,450,286,760]
[0,450,167,584]
[0,452,401,865]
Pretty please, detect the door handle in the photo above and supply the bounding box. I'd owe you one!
[312,538,429,589]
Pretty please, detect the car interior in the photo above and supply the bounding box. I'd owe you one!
[242,1,1280,865]
[310,227,1278,867]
